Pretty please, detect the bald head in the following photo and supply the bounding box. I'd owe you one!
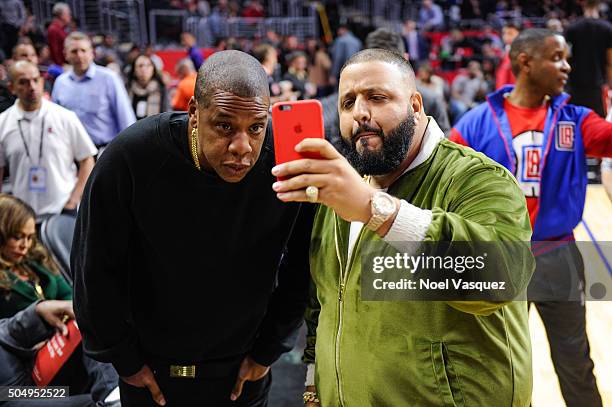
[8,61,43,111]
[340,48,416,91]
[194,50,269,107]
[8,60,39,83]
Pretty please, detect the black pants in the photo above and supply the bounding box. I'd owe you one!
[529,242,602,407]
[119,363,271,407]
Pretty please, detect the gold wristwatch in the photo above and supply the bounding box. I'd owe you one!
[365,191,398,232]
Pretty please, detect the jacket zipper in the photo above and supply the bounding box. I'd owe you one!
[333,214,364,407]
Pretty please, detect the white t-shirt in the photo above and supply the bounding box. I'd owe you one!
[0,99,97,215]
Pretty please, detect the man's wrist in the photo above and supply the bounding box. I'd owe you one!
[375,197,401,237]
[356,186,376,224]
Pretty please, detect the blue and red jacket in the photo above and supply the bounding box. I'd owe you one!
[451,85,612,241]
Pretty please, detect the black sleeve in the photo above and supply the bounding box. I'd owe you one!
[249,202,316,366]
[71,143,144,377]
[0,301,53,353]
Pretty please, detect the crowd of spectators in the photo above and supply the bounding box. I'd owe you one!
[0,0,610,217]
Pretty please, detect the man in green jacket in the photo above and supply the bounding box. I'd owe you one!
[272,48,535,406]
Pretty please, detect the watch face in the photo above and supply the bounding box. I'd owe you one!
[373,193,396,216]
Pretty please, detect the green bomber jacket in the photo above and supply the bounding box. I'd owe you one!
[304,137,535,407]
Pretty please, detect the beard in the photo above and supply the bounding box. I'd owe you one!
[337,109,416,176]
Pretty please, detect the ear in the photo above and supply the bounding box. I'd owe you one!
[7,81,15,95]
[187,96,198,128]
[517,52,531,75]
[411,91,424,120]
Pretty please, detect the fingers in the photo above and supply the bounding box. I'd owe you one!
[231,376,245,401]
[144,374,166,406]
[295,138,340,160]
[276,189,316,203]
[57,301,74,336]
[43,310,68,336]
[273,157,332,179]
[57,321,68,336]
[122,366,166,406]
[63,303,76,320]
[273,173,328,194]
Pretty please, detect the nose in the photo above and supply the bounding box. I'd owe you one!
[228,132,252,156]
[18,236,32,251]
[561,58,571,74]
[352,96,371,126]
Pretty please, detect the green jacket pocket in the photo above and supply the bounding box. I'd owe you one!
[431,342,465,407]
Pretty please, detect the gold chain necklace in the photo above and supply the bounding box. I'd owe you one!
[190,128,201,170]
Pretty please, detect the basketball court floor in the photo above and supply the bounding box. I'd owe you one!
[531,185,612,406]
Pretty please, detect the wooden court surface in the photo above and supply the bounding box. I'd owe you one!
[531,185,612,406]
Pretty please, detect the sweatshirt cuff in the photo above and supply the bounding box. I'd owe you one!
[305,363,315,386]
[90,333,144,377]
[249,340,285,367]
[383,200,432,252]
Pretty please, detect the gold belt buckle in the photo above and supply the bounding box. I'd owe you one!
[169,364,196,378]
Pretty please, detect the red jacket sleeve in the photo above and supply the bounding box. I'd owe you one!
[581,110,612,157]
[449,128,470,146]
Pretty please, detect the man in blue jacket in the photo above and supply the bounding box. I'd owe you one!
[451,28,611,407]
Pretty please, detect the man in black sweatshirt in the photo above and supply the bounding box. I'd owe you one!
[71,50,313,407]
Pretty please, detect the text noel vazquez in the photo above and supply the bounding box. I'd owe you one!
[372,278,507,291]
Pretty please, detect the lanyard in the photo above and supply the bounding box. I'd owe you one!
[16,115,46,164]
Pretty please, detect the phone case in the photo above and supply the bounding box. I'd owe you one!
[271,100,325,175]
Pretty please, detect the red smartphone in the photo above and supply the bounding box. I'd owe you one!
[271,100,325,180]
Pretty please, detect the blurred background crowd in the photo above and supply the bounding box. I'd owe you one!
[0,0,610,184]
[1,1,609,116]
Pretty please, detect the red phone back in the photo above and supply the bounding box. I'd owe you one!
[271,100,325,168]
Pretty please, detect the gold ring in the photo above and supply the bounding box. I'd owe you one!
[305,186,319,202]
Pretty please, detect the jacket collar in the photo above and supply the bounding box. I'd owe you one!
[487,85,570,111]
[405,117,445,173]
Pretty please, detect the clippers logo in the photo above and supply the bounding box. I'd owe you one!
[512,130,544,198]
[556,122,575,151]
[523,148,541,180]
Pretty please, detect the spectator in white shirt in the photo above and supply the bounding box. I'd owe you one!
[0,61,96,218]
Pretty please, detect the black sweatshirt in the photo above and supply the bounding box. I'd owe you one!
[71,112,314,377]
